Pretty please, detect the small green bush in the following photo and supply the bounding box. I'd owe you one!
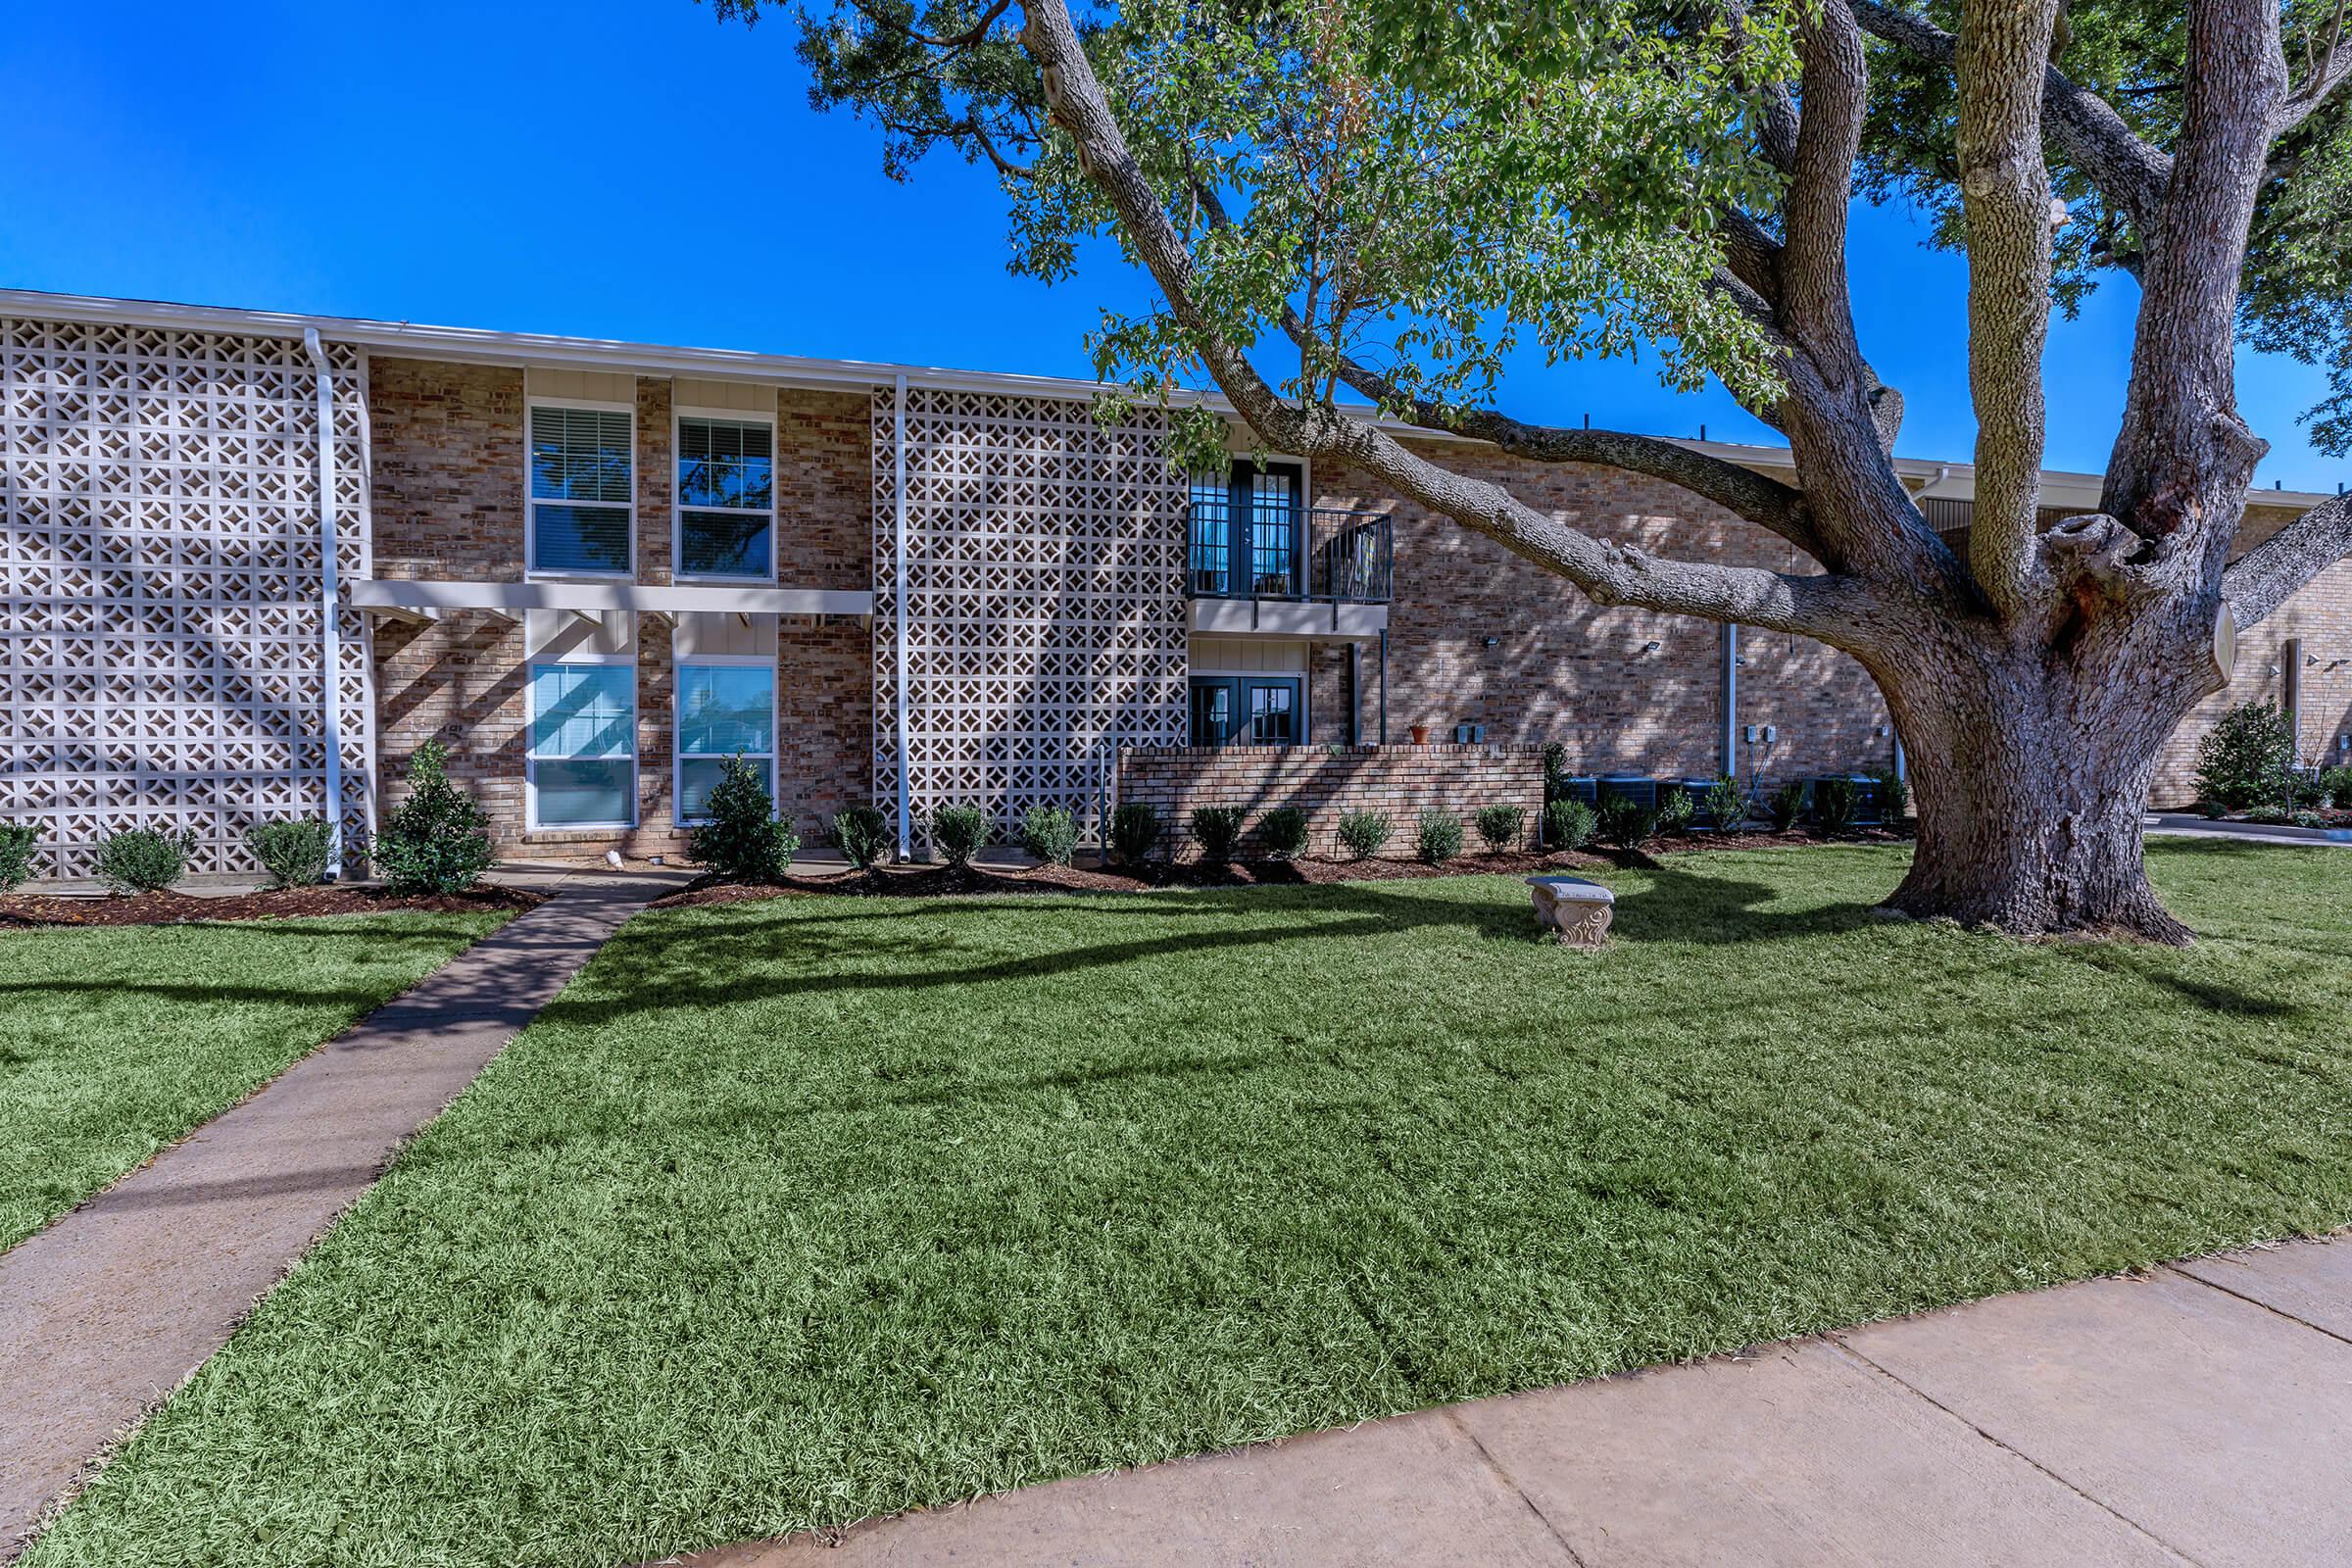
[1766,781,1809,833]
[1810,776,1861,836]
[691,756,799,882]
[1190,806,1246,863]
[96,827,195,894]
[1108,803,1159,866]
[833,804,892,870]
[0,821,40,893]
[376,740,496,895]
[1544,798,1596,851]
[245,818,332,890]
[1702,775,1745,831]
[1417,808,1464,865]
[1472,803,1525,853]
[1595,792,1657,849]
[1869,764,1910,825]
[2244,804,2292,824]
[1657,789,1696,834]
[1541,740,1569,799]
[2322,765,2352,809]
[2289,770,2328,808]
[928,804,990,866]
[1020,805,1079,866]
[1259,805,1309,859]
[2194,701,2297,811]
[2292,808,2329,828]
[1337,808,1394,859]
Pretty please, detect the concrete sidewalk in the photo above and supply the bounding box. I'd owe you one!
[684,1236,2352,1568]
[0,868,687,1557]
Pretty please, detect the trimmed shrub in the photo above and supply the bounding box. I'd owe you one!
[1337,808,1394,859]
[1595,792,1658,849]
[1810,776,1860,836]
[0,822,40,894]
[2323,765,2352,809]
[1766,781,1809,832]
[2290,770,2328,808]
[1702,775,1745,831]
[2194,700,2297,811]
[1472,803,1525,853]
[1544,797,1597,851]
[1259,805,1309,859]
[1190,806,1246,863]
[928,804,990,866]
[1020,805,1079,866]
[1417,808,1464,865]
[1869,764,1910,825]
[834,804,892,870]
[246,818,332,890]
[1108,803,1159,866]
[690,756,799,882]
[96,827,195,894]
[1657,789,1696,833]
[376,740,496,895]
[1541,740,1569,801]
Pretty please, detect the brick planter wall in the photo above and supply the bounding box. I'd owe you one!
[1114,743,1546,860]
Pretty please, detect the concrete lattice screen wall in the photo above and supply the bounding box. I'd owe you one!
[1115,743,1547,860]
[0,318,372,877]
[872,386,1188,846]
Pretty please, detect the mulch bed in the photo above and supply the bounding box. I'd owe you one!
[0,884,547,929]
[653,825,1914,909]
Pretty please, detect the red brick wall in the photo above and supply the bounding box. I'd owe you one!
[365,362,876,860]
[1317,451,1895,790]
[1114,743,1545,860]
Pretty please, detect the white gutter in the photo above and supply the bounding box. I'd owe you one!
[347,579,874,616]
[302,329,345,879]
[893,374,912,862]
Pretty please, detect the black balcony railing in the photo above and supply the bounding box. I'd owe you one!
[1185,500,1394,603]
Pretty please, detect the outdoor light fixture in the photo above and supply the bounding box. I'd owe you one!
[1482,636,1498,649]
[1642,640,1662,654]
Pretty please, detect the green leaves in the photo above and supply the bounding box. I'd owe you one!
[774,0,1798,426]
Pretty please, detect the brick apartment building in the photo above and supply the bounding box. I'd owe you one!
[0,288,2342,879]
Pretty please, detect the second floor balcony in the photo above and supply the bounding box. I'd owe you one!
[1185,499,1394,621]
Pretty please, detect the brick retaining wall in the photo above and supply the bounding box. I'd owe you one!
[1114,743,1546,860]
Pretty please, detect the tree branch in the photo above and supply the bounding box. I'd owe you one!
[1017,0,1893,645]
[1956,0,2064,618]
[2222,491,2352,624]
[1848,0,2174,228]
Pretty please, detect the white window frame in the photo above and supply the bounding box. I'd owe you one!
[525,653,639,830]
[672,655,780,825]
[672,406,778,584]
[525,395,637,581]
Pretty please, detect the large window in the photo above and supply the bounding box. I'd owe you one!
[677,416,775,579]
[528,662,637,827]
[675,662,777,822]
[1186,461,1301,598]
[1188,675,1301,746]
[529,405,633,575]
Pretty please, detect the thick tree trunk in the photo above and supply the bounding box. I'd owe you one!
[1874,625,2215,943]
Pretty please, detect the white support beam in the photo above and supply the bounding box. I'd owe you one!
[348,578,876,617]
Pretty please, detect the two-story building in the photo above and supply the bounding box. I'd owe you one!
[0,288,2342,879]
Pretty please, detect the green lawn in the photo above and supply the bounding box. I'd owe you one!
[27,841,2352,1568]
[0,910,515,1251]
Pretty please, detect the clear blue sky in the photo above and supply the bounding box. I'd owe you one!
[2,0,2342,493]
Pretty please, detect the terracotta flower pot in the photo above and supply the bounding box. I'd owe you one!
[1410,723,1430,745]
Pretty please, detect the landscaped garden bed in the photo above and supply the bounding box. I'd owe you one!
[27,839,2352,1568]
[0,883,542,929]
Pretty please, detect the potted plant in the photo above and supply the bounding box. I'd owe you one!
[1409,722,1430,745]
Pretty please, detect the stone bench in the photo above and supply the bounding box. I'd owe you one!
[1526,875,1614,950]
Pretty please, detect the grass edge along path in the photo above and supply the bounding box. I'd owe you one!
[24,840,2352,1568]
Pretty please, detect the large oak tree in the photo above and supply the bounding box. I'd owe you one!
[722,0,2352,940]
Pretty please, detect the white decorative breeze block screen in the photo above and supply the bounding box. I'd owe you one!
[873,386,1187,842]
[0,318,372,879]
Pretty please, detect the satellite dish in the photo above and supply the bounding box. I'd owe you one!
[2211,603,2237,684]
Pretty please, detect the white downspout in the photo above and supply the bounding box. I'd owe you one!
[893,374,912,861]
[303,328,345,879]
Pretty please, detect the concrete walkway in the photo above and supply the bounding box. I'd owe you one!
[0,868,686,1556]
[684,1236,2352,1568]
